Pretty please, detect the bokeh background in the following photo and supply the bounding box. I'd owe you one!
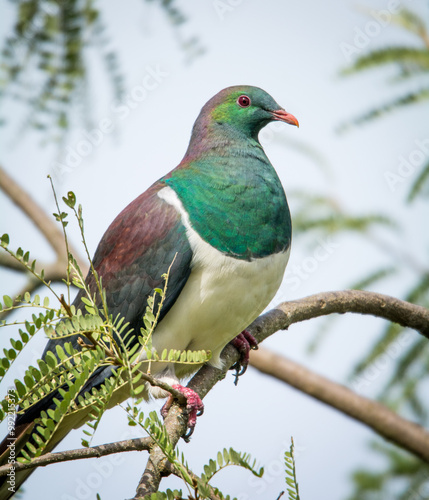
[1,1,428,499]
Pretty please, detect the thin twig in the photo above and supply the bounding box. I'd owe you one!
[0,437,152,476]
[138,371,187,405]
[164,461,225,500]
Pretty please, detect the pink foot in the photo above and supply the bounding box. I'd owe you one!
[160,384,204,442]
[229,329,258,385]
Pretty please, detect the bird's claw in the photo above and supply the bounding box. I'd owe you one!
[160,384,204,442]
[229,329,258,385]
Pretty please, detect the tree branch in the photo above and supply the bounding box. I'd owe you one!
[0,166,75,260]
[251,290,429,342]
[0,253,27,273]
[250,347,429,462]
[132,288,429,497]
[0,289,426,494]
[0,165,88,320]
[0,437,152,476]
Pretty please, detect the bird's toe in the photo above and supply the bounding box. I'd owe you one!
[160,384,204,442]
[229,329,259,385]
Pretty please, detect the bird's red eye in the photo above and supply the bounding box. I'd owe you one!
[237,95,251,108]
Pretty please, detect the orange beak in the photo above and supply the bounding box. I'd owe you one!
[270,109,299,128]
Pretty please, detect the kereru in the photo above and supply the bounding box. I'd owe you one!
[0,85,298,498]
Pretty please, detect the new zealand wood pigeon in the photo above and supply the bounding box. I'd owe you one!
[0,85,298,499]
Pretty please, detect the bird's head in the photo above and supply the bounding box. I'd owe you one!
[200,85,299,139]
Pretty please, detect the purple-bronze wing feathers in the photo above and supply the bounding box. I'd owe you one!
[81,182,193,336]
[17,182,192,425]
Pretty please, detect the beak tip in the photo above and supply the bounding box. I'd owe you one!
[291,116,300,128]
[271,109,299,128]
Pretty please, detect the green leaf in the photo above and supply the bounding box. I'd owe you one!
[3,295,13,308]
[342,48,429,76]
[1,234,9,247]
[80,297,93,307]
[146,311,156,324]
[284,438,300,500]
[11,339,23,352]
[23,374,34,389]
[55,345,67,361]
[133,384,146,396]
[7,349,16,360]
[45,351,58,369]
[26,442,37,455]
[15,380,26,398]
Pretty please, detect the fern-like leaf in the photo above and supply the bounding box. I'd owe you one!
[338,87,429,131]
[342,47,429,75]
[284,438,300,500]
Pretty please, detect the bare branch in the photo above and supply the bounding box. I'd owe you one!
[0,437,152,476]
[250,347,429,462]
[0,253,28,273]
[0,165,89,321]
[0,165,86,271]
[251,290,429,342]
[0,166,86,265]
